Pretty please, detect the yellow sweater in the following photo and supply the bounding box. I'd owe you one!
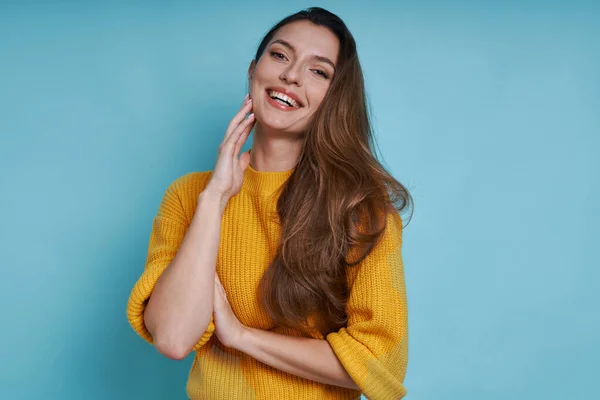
[127,165,408,400]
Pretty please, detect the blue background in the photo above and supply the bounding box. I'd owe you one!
[1,1,598,399]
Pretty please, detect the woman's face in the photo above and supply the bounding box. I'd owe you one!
[249,20,340,135]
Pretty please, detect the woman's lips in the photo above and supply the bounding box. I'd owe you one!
[265,90,301,112]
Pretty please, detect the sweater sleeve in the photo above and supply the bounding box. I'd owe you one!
[326,211,408,399]
[126,176,215,351]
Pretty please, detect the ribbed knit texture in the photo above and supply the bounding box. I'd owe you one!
[126,164,408,400]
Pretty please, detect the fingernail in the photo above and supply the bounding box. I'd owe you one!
[244,93,250,103]
[248,113,255,119]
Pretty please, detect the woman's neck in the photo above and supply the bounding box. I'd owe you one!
[249,123,303,172]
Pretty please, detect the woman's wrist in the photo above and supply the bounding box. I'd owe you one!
[198,189,229,214]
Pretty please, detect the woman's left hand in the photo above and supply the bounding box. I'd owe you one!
[213,274,247,349]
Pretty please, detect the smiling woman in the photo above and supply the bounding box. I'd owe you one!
[126,6,413,400]
[249,19,340,134]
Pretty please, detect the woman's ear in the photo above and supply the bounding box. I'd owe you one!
[247,60,256,87]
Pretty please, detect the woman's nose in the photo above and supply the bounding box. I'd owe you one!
[280,63,302,86]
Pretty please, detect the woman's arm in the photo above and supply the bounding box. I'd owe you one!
[143,190,226,360]
[235,327,359,391]
[230,211,408,398]
[142,96,254,360]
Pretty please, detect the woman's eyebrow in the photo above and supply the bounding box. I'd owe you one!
[270,39,336,71]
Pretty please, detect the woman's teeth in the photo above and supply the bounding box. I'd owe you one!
[267,90,301,108]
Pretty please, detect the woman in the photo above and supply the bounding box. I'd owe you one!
[127,7,413,400]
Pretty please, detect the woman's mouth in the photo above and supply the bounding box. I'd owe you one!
[265,89,303,111]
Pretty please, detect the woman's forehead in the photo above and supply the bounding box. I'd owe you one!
[269,21,339,64]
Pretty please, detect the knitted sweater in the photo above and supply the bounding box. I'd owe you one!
[126,165,409,400]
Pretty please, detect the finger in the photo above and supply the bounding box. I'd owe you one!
[214,279,223,301]
[221,113,255,154]
[233,118,255,156]
[238,150,251,171]
[215,274,225,291]
[221,103,252,149]
[224,99,253,141]
[233,113,255,147]
[216,280,227,299]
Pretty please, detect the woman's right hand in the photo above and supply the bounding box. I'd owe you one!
[204,94,255,203]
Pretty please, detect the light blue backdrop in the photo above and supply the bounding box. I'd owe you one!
[1,1,598,399]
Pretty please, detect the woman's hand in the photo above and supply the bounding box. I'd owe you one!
[213,274,247,349]
[204,94,255,203]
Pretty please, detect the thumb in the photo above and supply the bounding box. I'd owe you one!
[238,150,251,171]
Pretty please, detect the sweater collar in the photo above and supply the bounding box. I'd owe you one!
[242,163,295,196]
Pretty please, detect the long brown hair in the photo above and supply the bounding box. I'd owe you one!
[256,7,414,337]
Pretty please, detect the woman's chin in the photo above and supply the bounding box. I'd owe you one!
[255,115,302,136]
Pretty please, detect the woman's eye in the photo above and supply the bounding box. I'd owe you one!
[313,70,329,79]
[270,51,286,60]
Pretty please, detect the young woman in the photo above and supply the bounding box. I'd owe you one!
[127,7,413,400]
